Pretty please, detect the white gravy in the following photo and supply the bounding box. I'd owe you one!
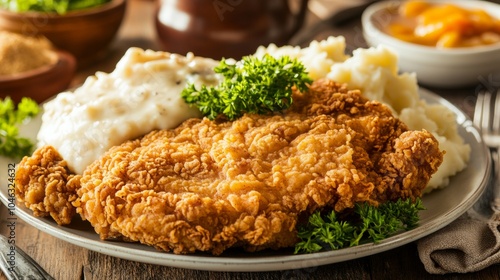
[37,48,221,174]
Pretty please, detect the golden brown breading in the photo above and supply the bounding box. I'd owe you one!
[15,79,444,255]
[15,145,80,225]
[75,80,443,255]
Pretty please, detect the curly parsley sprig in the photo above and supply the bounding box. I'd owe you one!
[294,198,425,254]
[0,97,40,159]
[181,54,312,120]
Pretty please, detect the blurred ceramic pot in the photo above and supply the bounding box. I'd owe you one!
[155,0,309,59]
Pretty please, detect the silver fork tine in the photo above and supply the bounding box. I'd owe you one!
[482,91,493,133]
[474,92,486,130]
[481,91,494,133]
[493,90,500,135]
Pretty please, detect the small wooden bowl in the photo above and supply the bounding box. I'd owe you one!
[0,0,126,68]
[0,51,76,103]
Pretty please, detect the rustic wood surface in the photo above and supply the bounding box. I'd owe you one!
[1,0,499,279]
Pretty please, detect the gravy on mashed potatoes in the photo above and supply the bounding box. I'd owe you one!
[37,48,221,174]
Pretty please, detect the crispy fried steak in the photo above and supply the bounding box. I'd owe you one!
[15,80,444,255]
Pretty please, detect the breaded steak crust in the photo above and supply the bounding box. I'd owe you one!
[15,80,444,255]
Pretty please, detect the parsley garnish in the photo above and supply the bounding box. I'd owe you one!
[0,97,40,159]
[0,0,111,14]
[181,54,312,120]
[294,198,425,254]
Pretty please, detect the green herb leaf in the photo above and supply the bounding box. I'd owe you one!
[294,198,425,254]
[0,0,110,14]
[0,97,40,159]
[181,54,312,121]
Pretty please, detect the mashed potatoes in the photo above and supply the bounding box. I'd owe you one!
[255,36,470,191]
[37,48,220,174]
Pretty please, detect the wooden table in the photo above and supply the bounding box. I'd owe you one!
[1,0,498,279]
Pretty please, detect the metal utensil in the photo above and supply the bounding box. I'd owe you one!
[0,234,54,280]
[472,90,500,219]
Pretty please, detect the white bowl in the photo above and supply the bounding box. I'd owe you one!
[362,0,500,88]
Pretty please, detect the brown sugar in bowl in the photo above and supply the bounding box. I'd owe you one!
[0,0,126,68]
[0,50,76,104]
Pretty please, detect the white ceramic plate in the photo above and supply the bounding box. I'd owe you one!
[0,89,491,272]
